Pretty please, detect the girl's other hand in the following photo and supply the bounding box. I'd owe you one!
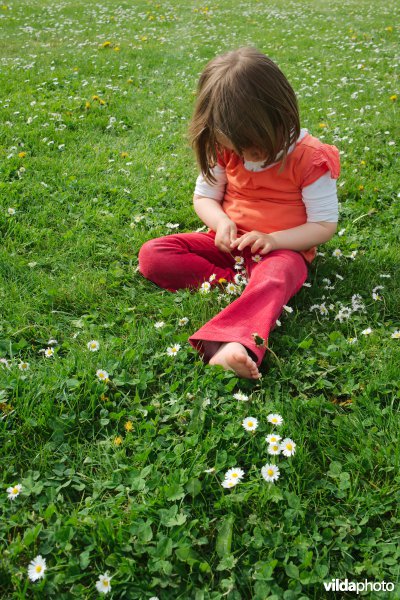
[230,230,276,254]
[215,218,237,252]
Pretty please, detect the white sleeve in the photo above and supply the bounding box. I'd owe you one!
[194,163,227,202]
[302,172,339,222]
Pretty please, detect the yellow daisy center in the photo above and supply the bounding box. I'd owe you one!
[248,421,253,427]
[267,469,274,476]
[286,444,293,451]
[232,473,238,478]
[35,565,42,573]
[12,487,18,494]
[103,579,109,586]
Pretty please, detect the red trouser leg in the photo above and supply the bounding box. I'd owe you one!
[138,231,236,292]
[189,249,308,366]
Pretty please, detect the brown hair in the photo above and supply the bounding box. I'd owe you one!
[189,47,300,182]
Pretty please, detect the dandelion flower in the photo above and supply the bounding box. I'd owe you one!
[391,330,400,339]
[113,436,123,446]
[261,464,280,483]
[27,555,46,582]
[18,361,30,371]
[124,421,133,432]
[267,443,281,455]
[178,317,189,326]
[281,438,296,457]
[267,413,283,426]
[96,573,112,594]
[225,467,245,481]
[96,369,109,382]
[7,484,22,500]
[233,391,248,402]
[242,417,258,431]
[87,340,100,351]
[166,344,181,356]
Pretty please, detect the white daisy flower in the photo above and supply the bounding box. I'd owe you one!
[225,467,245,481]
[267,443,281,455]
[261,463,280,483]
[372,292,382,301]
[349,250,358,260]
[252,254,262,263]
[265,433,282,444]
[87,340,100,351]
[166,344,181,356]
[209,274,216,282]
[226,282,238,295]
[178,317,189,326]
[154,321,165,329]
[44,347,54,358]
[361,328,372,336]
[7,483,22,500]
[348,337,358,344]
[390,330,400,339]
[0,358,11,369]
[242,416,258,431]
[96,369,109,381]
[332,249,342,258]
[283,305,293,313]
[338,228,346,236]
[18,361,30,371]
[281,438,296,457]
[302,282,312,287]
[95,572,112,594]
[267,413,283,426]
[204,467,215,473]
[233,391,249,402]
[27,555,47,582]
[275,319,281,327]
[7,207,16,215]
[47,339,58,346]
[200,281,211,293]
[234,256,244,265]
[221,478,239,488]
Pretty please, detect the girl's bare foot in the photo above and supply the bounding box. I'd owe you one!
[209,342,261,379]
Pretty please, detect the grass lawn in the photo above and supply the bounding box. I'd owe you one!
[0,0,399,598]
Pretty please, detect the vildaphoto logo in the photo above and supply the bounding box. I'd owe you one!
[324,579,395,594]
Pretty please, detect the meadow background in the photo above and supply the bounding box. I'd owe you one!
[0,0,399,598]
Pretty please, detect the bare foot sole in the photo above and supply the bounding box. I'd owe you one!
[209,342,261,379]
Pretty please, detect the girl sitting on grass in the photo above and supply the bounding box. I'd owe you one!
[139,47,340,379]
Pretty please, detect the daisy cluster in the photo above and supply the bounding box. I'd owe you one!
[219,410,296,488]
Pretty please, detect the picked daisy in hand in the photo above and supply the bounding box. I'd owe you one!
[261,463,280,483]
[27,555,47,582]
[267,413,283,426]
[242,416,258,431]
[96,572,112,594]
[7,483,22,500]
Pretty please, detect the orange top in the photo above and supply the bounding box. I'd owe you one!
[218,133,340,263]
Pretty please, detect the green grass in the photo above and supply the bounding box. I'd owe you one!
[0,0,399,598]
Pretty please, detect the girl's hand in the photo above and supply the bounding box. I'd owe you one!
[230,230,276,254]
[215,218,237,252]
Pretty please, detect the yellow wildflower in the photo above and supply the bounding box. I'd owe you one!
[390,94,397,102]
[102,41,111,48]
[114,436,123,446]
[124,421,133,432]
[18,151,26,158]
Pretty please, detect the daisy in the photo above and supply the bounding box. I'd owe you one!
[87,340,100,351]
[154,321,165,329]
[281,438,296,457]
[332,248,342,258]
[0,358,10,369]
[261,463,280,483]
[349,250,358,260]
[283,305,293,313]
[204,467,215,473]
[221,478,239,488]
[361,328,372,336]
[44,347,54,358]
[391,330,400,339]
[96,573,112,594]
[27,555,46,582]
[348,337,358,344]
[200,281,211,293]
[226,282,238,295]
[18,361,30,371]
[275,319,281,327]
[265,433,282,444]
[178,317,189,326]
[7,207,16,215]
[252,254,262,263]
[242,417,258,431]
[209,274,216,282]
[7,483,22,500]
[166,344,181,356]
[96,369,109,382]
[234,256,244,266]
[267,443,281,455]
[224,467,245,481]
[47,339,58,345]
[267,413,283,426]
[233,391,249,401]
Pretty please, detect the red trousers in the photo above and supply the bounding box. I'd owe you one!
[138,231,308,365]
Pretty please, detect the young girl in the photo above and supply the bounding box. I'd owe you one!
[139,47,340,379]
